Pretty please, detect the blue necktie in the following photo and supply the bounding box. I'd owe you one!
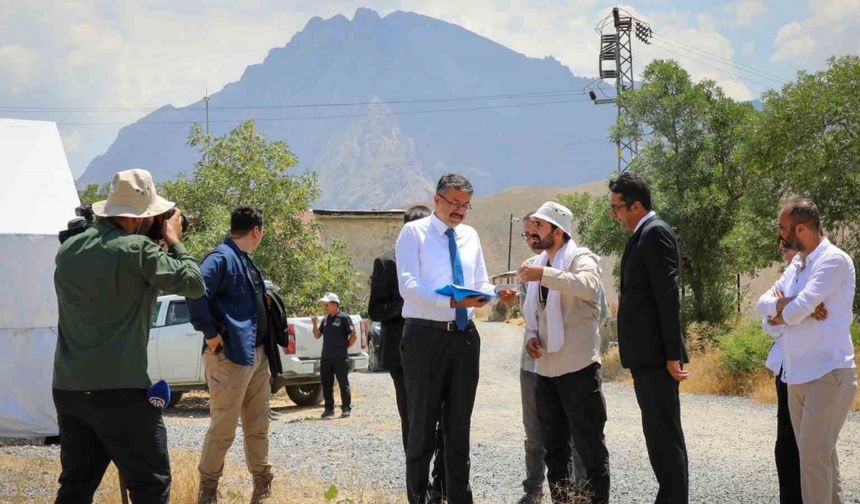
[445,228,469,331]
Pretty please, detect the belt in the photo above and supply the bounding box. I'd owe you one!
[404,318,475,332]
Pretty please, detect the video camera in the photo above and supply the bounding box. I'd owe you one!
[58,204,189,244]
[58,205,95,244]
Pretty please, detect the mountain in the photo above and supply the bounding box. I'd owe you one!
[79,8,617,209]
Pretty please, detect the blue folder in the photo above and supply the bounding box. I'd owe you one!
[435,284,497,302]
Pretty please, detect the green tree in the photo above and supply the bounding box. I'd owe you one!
[561,60,767,324]
[159,120,363,315]
[77,183,110,206]
[744,55,860,308]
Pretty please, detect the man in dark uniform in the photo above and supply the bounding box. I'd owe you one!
[312,293,356,419]
[369,205,447,502]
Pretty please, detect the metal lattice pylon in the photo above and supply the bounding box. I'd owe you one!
[590,7,651,172]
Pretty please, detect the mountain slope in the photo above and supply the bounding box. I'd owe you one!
[79,8,616,209]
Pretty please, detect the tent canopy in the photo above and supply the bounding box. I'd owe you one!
[0,118,79,437]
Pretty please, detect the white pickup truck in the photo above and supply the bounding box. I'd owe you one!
[147,294,370,407]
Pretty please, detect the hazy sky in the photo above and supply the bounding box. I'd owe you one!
[1,0,856,177]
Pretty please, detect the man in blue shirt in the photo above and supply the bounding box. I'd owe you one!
[312,293,356,418]
[188,206,274,504]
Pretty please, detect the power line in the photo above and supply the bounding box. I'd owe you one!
[0,89,585,113]
[650,33,789,84]
[649,39,775,89]
[54,97,592,126]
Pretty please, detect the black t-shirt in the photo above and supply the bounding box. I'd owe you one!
[320,311,355,360]
[243,255,268,348]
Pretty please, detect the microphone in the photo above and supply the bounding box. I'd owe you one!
[146,380,172,410]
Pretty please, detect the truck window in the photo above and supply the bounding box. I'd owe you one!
[151,301,162,328]
[166,301,192,326]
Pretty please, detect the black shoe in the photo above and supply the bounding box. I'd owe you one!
[341,409,351,418]
[321,409,335,419]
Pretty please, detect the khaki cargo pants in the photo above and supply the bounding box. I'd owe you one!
[198,346,272,483]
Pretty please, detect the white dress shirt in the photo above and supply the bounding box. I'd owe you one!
[757,260,800,376]
[633,211,657,233]
[395,213,496,322]
[756,238,856,384]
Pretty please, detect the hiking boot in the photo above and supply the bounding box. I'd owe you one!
[250,472,273,504]
[341,408,351,418]
[321,409,335,419]
[197,480,219,504]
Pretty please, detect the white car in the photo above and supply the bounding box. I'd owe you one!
[148,294,369,407]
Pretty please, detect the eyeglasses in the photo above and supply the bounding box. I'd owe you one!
[609,203,629,212]
[437,193,473,211]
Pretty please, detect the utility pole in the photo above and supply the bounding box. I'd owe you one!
[507,213,514,271]
[203,90,210,136]
[588,7,652,172]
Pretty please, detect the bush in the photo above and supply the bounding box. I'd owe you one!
[718,320,771,376]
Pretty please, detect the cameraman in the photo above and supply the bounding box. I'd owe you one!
[53,168,205,504]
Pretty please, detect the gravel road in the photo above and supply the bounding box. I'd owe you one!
[5,320,860,503]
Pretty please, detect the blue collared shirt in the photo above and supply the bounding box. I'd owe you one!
[187,237,265,366]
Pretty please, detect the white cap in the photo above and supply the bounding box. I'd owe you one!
[532,201,573,237]
[319,292,341,304]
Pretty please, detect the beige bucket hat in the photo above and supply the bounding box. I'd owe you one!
[532,201,573,237]
[91,168,174,218]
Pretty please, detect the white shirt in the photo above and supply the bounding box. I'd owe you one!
[634,211,657,233]
[395,213,495,322]
[758,261,799,376]
[756,238,856,384]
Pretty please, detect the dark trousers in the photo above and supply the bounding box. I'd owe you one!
[391,365,447,498]
[631,366,689,504]
[52,388,170,504]
[775,372,803,504]
[536,363,610,504]
[401,321,480,504]
[321,357,351,411]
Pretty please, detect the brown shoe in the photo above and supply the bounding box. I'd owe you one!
[250,472,273,504]
[197,480,219,504]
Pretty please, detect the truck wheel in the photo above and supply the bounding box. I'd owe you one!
[285,384,323,407]
[368,339,381,372]
[168,391,184,409]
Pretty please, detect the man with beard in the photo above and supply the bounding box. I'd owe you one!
[757,198,856,504]
[519,201,609,504]
[609,173,689,504]
[517,212,586,504]
[395,173,516,504]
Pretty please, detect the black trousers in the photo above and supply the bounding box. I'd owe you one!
[775,372,803,504]
[321,357,351,411]
[630,366,689,504]
[391,366,447,497]
[52,388,170,504]
[401,321,480,504]
[536,363,610,504]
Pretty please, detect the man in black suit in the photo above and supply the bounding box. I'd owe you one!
[368,204,446,503]
[610,173,689,504]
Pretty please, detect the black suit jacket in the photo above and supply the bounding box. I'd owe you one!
[368,250,406,370]
[617,216,688,369]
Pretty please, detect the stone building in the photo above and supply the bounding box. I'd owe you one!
[313,209,406,296]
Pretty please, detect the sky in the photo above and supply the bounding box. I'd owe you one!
[1,0,857,178]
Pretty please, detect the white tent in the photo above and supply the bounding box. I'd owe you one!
[0,118,79,438]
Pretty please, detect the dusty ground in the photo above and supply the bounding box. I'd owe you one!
[3,320,860,503]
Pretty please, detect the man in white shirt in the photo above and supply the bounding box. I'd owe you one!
[757,198,857,504]
[395,173,515,504]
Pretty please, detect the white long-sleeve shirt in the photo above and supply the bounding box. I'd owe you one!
[756,238,856,384]
[395,213,495,322]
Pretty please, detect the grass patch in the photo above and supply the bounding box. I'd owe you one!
[0,448,404,504]
[601,318,860,410]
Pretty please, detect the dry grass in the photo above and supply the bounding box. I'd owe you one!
[0,449,404,504]
[600,346,631,383]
